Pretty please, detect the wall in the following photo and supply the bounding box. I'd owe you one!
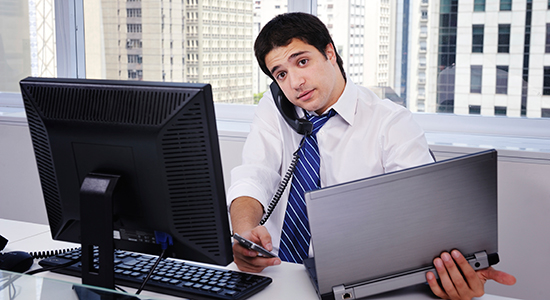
[431,146,550,300]
[1,121,548,300]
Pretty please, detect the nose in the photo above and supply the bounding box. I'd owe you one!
[289,72,305,91]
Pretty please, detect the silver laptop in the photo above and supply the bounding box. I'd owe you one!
[304,149,499,300]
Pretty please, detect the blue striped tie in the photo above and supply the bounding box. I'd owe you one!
[279,109,337,263]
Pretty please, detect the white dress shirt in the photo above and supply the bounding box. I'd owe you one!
[227,79,434,254]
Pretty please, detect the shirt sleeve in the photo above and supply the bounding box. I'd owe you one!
[378,100,435,172]
[226,93,284,211]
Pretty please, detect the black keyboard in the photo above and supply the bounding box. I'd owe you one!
[38,248,272,300]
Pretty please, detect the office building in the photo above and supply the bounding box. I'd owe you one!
[84,0,254,104]
[317,0,367,86]
[405,0,550,118]
[185,0,255,104]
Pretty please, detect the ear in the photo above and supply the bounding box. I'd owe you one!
[324,43,337,64]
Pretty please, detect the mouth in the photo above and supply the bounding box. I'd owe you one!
[297,89,314,101]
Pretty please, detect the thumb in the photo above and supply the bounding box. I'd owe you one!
[480,267,517,286]
[252,226,273,251]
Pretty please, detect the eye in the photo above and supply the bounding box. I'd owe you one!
[298,59,308,66]
[276,71,287,80]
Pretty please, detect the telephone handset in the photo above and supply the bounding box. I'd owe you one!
[270,82,313,135]
[259,83,311,226]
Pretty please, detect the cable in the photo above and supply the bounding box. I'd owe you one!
[24,257,81,275]
[135,231,172,295]
[260,136,305,225]
[29,248,78,259]
[134,248,166,295]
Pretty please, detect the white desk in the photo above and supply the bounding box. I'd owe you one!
[1,219,518,300]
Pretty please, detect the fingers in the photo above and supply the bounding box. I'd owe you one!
[232,241,281,273]
[232,226,281,273]
[478,267,517,286]
[428,250,484,299]
[426,271,450,299]
[450,250,484,296]
[250,226,274,251]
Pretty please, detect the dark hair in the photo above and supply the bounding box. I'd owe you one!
[254,12,346,81]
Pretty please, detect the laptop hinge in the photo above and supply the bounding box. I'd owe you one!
[332,251,496,299]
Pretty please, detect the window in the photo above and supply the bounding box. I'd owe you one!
[128,55,142,64]
[495,106,507,116]
[127,9,142,17]
[472,25,484,53]
[546,24,550,53]
[126,39,142,49]
[471,65,482,93]
[127,70,143,80]
[496,66,509,94]
[500,0,512,11]
[474,0,485,12]
[469,105,481,115]
[421,10,428,20]
[419,56,426,68]
[420,41,427,52]
[127,24,142,33]
[498,24,510,53]
[3,0,550,135]
[420,26,428,35]
[543,67,550,95]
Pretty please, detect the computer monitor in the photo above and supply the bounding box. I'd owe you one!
[20,77,233,288]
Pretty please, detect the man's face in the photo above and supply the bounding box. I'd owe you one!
[265,38,345,115]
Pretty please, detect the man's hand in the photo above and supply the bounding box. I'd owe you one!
[232,226,281,273]
[426,250,516,300]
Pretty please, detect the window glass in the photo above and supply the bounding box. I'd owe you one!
[543,67,550,96]
[469,105,481,114]
[498,24,510,53]
[474,0,485,12]
[82,0,261,104]
[2,0,550,121]
[470,65,482,94]
[0,0,55,93]
[496,66,508,94]
[472,25,484,53]
[500,0,512,11]
[495,106,507,116]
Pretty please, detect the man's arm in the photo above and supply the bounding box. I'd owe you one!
[229,196,281,272]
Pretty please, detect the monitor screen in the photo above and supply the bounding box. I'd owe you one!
[20,77,233,267]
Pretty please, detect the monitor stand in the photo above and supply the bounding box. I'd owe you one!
[80,173,120,290]
[73,285,140,300]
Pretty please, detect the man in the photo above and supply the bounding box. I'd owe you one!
[227,12,515,300]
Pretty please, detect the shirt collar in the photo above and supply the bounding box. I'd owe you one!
[298,76,358,126]
[330,77,356,126]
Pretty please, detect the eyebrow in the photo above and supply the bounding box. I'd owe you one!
[269,50,310,76]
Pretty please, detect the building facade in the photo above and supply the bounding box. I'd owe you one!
[420,0,550,118]
[85,0,254,104]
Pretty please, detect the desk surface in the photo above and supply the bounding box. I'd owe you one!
[1,219,518,300]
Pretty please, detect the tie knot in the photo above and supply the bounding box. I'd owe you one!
[306,109,337,135]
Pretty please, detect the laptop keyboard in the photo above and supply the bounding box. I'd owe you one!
[38,248,272,300]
